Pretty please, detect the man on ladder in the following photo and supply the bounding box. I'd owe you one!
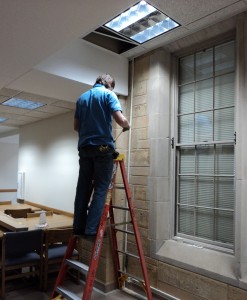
[51,78,153,298]
[73,73,130,238]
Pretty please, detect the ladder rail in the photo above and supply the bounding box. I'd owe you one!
[119,159,153,299]
[109,200,123,289]
[82,203,110,300]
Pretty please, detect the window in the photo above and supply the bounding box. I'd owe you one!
[176,41,235,249]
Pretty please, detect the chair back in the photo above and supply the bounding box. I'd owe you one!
[42,227,77,291]
[1,229,43,297]
[4,229,43,257]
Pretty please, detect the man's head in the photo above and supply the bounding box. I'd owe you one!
[95,74,115,90]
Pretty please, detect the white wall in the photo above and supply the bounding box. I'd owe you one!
[18,112,79,212]
[0,141,19,202]
[34,39,129,96]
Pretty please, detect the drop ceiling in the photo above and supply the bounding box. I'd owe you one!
[0,0,247,139]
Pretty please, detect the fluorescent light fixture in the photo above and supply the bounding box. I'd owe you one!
[0,117,7,123]
[105,0,179,44]
[2,97,45,110]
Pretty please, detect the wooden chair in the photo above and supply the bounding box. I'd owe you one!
[27,211,53,218]
[42,228,79,291]
[1,229,43,298]
[0,201,12,205]
[4,208,32,218]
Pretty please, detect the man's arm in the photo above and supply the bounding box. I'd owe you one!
[74,118,79,132]
[112,111,130,131]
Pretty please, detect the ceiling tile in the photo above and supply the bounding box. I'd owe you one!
[35,105,71,115]
[0,104,30,115]
[24,110,53,119]
[154,0,243,25]
[185,1,247,30]
[51,100,76,110]
[166,15,237,53]
[0,88,20,97]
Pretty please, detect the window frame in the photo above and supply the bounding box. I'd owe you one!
[174,39,236,252]
[149,23,247,289]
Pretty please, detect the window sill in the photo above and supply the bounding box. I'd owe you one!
[154,239,244,287]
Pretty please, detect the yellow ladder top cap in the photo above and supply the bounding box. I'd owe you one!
[115,153,124,161]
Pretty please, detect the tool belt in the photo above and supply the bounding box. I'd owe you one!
[79,145,118,158]
[80,145,111,153]
[99,145,110,152]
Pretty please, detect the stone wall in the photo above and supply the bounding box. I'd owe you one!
[124,49,247,300]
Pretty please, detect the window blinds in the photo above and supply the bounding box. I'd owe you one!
[176,40,235,247]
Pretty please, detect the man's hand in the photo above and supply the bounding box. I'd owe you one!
[123,126,130,132]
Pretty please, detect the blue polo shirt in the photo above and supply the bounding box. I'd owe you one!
[75,84,122,149]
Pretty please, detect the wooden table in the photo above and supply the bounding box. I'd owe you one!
[0,204,73,237]
[16,214,73,230]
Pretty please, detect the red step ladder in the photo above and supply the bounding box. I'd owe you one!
[51,154,153,300]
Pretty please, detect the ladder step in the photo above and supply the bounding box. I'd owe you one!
[114,185,125,190]
[65,259,89,275]
[111,205,130,211]
[117,249,140,259]
[111,221,132,227]
[114,228,134,235]
[55,286,81,300]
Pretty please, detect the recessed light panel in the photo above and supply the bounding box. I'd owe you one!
[105,0,179,44]
[2,98,45,110]
[0,117,7,123]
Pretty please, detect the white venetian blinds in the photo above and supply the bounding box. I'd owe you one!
[176,40,235,248]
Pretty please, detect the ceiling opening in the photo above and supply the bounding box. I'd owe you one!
[83,0,180,54]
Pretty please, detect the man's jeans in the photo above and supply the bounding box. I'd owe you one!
[73,146,114,235]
